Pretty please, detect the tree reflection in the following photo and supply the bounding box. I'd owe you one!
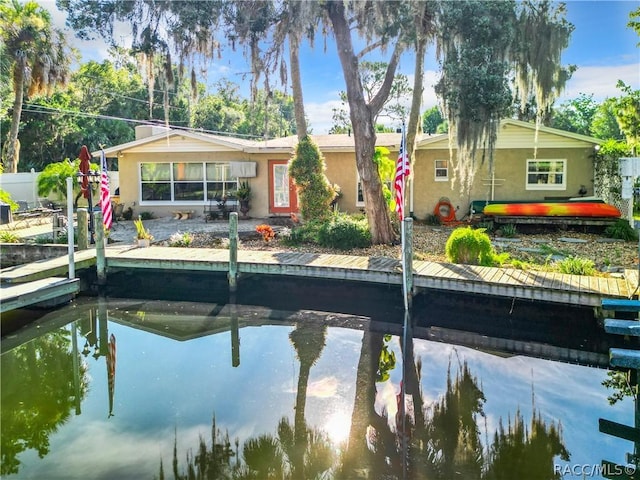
[424,362,485,479]
[1,328,88,475]
[484,409,570,479]
[168,321,334,480]
[288,321,328,479]
[165,329,570,480]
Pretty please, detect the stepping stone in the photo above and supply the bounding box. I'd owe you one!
[596,238,625,243]
[532,239,551,244]
[494,237,521,242]
[558,237,588,243]
[516,247,544,253]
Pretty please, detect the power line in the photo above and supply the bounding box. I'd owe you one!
[81,85,185,111]
[21,103,266,139]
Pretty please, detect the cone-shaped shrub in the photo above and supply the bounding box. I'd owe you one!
[289,136,335,221]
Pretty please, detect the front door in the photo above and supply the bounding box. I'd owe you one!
[269,160,298,215]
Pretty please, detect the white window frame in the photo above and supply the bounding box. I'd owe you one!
[435,159,449,182]
[139,161,238,205]
[525,159,566,191]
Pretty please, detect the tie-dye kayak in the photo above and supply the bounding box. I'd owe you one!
[483,202,621,218]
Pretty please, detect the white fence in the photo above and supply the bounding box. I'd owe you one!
[0,170,119,208]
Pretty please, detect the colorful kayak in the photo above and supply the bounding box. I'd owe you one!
[483,202,621,218]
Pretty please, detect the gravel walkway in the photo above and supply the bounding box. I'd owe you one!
[107,217,640,274]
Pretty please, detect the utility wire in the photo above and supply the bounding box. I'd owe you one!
[21,103,266,139]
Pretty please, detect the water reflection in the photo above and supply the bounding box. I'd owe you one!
[1,326,89,476]
[0,297,634,479]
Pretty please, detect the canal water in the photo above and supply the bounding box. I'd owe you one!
[0,282,636,479]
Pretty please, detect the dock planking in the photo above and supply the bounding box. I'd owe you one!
[1,277,79,313]
[1,245,636,308]
[1,248,98,284]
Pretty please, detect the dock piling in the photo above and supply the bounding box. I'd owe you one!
[77,209,89,251]
[95,211,106,285]
[66,177,75,278]
[229,212,238,292]
[402,217,414,310]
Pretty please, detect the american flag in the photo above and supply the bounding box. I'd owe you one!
[394,124,410,220]
[100,150,113,230]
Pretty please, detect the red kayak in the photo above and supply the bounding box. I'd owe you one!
[483,202,621,218]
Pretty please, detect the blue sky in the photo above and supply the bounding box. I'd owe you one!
[46,0,639,134]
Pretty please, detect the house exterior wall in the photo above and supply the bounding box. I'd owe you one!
[117,150,272,219]
[410,146,595,220]
[324,152,359,213]
[108,121,599,221]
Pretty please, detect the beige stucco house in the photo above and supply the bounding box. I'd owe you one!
[97,119,601,221]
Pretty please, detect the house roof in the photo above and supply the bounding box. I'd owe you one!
[93,129,256,157]
[96,118,601,157]
[415,118,602,148]
[246,132,407,153]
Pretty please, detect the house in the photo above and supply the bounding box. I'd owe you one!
[97,119,601,221]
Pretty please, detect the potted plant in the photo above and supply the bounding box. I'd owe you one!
[236,181,252,218]
[134,217,153,247]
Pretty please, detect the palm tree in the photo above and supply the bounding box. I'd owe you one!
[0,0,74,172]
[288,322,327,479]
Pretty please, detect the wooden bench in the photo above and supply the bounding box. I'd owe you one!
[172,210,194,220]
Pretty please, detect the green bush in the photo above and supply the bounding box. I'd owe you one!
[0,189,18,212]
[557,256,596,276]
[317,214,371,250]
[445,227,503,266]
[475,220,494,233]
[500,223,517,238]
[0,230,21,243]
[604,219,638,241]
[139,211,155,220]
[281,220,324,246]
[289,136,335,221]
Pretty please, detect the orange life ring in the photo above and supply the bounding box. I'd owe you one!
[434,200,456,223]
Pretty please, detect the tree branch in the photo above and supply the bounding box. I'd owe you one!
[356,40,385,59]
[368,40,404,116]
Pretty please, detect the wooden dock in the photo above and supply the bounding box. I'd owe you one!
[1,245,638,312]
[105,246,636,307]
[0,277,80,313]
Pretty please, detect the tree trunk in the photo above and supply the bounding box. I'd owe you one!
[292,360,310,480]
[289,32,307,140]
[341,328,384,476]
[5,57,26,173]
[406,4,431,216]
[326,1,396,244]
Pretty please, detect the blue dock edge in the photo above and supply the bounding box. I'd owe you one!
[610,348,640,369]
[602,300,640,369]
[601,298,640,312]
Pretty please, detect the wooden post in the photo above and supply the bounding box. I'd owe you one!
[95,211,106,286]
[230,293,240,367]
[228,212,238,293]
[66,177,75,279]
[402,217,414,310]
[77,209,89,251]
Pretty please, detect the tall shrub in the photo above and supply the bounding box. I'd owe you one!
[289,136,335,221]
[446,227,503,266]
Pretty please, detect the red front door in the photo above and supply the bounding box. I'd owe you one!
[269,160,298,214]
